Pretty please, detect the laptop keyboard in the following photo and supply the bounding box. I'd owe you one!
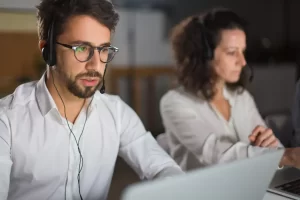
[276,179,300,195]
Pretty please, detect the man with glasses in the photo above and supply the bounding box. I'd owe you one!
[0,0,183,200]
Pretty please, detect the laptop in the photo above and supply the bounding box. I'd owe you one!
[268,166,300,199]
[121,149,284,200]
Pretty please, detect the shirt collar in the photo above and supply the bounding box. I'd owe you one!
[193,85,237,106]
[36,73,58,116]
[223,85,236,107]
[36,73,100,117]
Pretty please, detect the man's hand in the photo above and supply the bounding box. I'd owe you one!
[248,125,279,148]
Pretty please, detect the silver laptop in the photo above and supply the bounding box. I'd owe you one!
[121,150,284,200]
[268,166,300,200]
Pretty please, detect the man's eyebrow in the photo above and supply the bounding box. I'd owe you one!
[69,40,111,47]
[99,42,111,47]
[69,40,91,45]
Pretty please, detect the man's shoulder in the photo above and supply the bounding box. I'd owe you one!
[0,81,37,111]
[97,92,122,102]
[95,92,122,106]
[94,92,140,127]
[94,92,127,110]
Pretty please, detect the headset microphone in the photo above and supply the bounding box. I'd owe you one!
[100,80,105,94]
[100,64,108,94]
[248,64,254,82]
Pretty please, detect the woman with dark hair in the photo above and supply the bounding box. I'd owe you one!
[159,8,282,171]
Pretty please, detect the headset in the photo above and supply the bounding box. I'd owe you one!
[199,23,213,61]
[194,16,254,82]
[42,20,56,67]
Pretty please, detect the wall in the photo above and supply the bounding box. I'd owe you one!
[2,0,300,50]
[0,11,40,95]
[0,11,36,32]
[112,9,172,66]
[0,9,173,66]
[172,0,285,49]
[288,0,300,47]
[0,0,39,10]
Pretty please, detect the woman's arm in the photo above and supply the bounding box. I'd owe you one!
[160,92,275,166]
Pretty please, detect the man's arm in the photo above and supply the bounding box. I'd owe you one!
[116,98,183,180]
[0,113,12,199]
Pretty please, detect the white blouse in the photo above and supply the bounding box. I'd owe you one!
[160,86,280,171]
[209,88,239,144]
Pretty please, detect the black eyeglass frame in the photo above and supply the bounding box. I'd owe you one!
[56,41,119,63]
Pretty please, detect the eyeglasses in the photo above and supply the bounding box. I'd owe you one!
[56,42,119,63]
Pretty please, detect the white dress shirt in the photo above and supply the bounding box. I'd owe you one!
[0,74,183,200]
[160,86,280,171]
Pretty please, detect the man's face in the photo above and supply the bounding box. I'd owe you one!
[54,15,111,98]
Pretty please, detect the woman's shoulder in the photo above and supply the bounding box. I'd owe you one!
[232,87,255,105]
[160,86,207,108]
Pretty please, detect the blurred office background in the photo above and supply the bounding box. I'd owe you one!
[1,0,300,199]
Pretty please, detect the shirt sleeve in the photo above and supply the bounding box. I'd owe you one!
[244,90,284,148]
[116,98,183,180]
[0,113,12,200]
[160,93,277,166]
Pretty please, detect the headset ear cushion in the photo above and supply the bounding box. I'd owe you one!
[42,45,49,64]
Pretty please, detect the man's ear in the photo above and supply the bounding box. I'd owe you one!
[39,40,47,52]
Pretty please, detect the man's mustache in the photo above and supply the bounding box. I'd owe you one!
[76,71,102,79]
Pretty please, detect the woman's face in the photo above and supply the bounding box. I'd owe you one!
[212,29,247,83]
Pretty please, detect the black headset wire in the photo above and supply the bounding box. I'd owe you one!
[51,70,93,200]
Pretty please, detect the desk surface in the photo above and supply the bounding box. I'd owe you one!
[263,192,292,200]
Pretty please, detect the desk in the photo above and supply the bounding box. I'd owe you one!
[263,192,292,200]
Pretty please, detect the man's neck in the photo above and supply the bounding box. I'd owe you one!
[45,71,85,123]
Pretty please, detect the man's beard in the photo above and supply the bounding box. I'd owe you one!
[59,69,103,98]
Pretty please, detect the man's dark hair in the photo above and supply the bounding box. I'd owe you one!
[36,0,119,41]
